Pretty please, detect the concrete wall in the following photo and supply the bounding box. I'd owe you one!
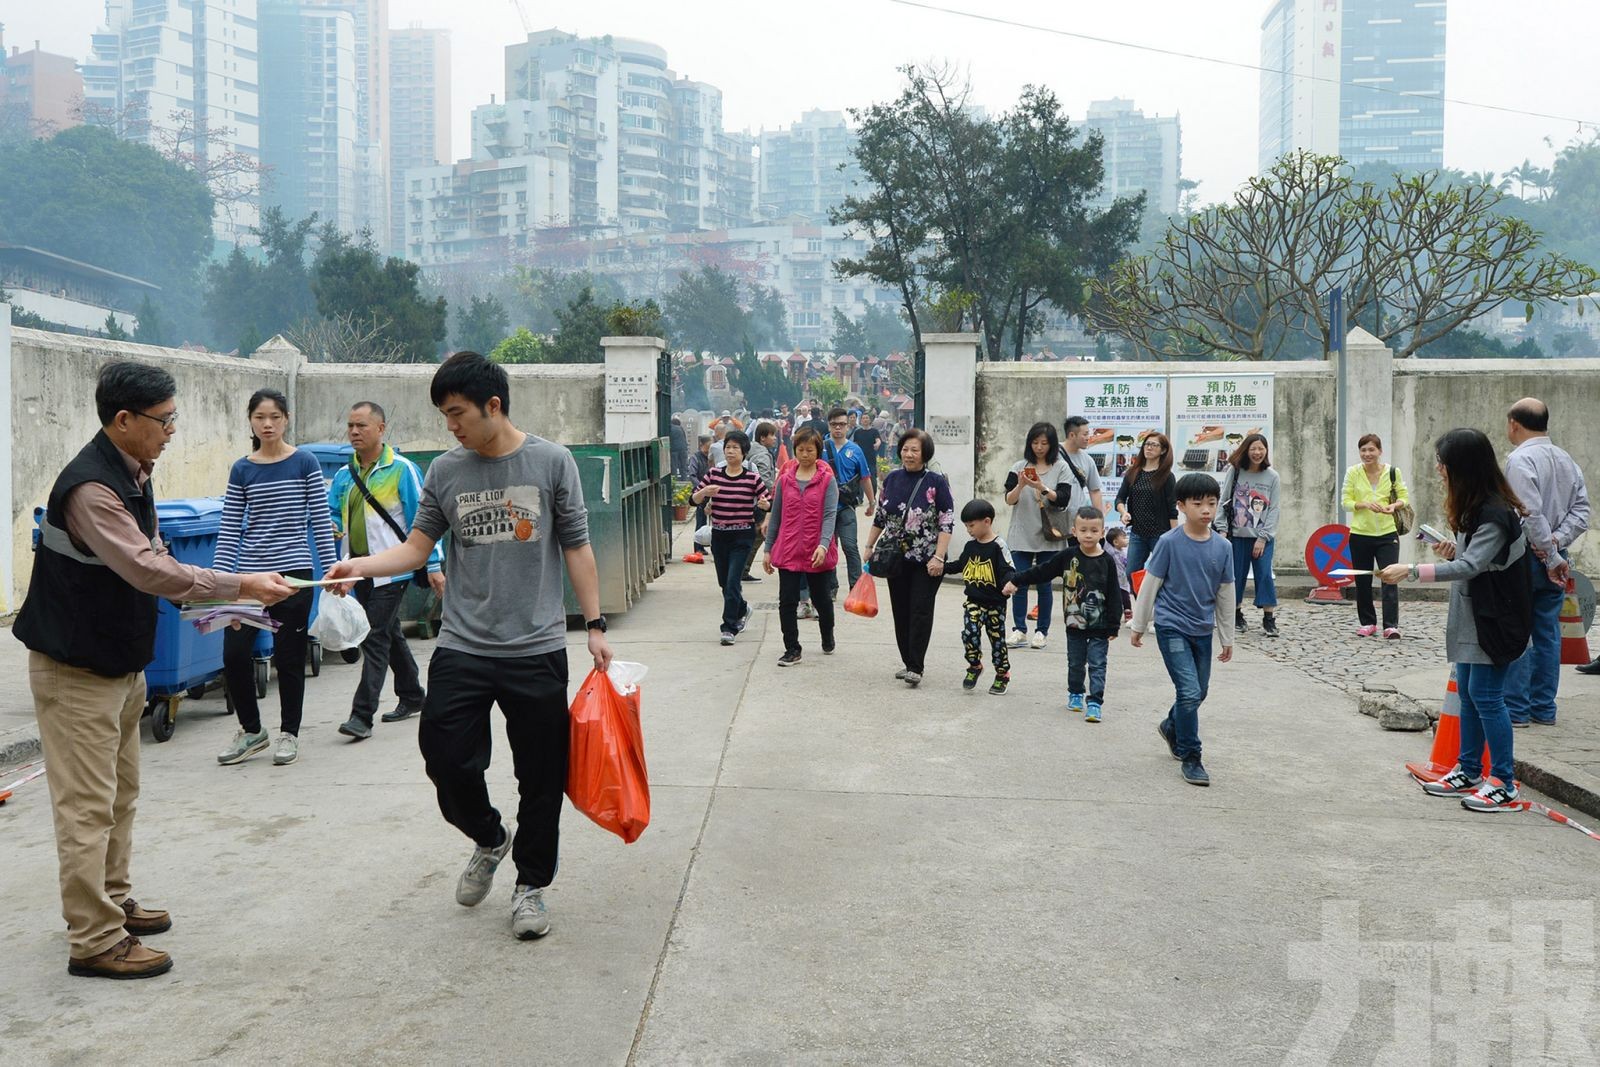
[1394,359,1600,574]
[8,327,289,613]
[975,361,1338,572]
[292,362,606,453]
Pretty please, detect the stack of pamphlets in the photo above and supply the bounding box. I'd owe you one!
[181,600,280,635]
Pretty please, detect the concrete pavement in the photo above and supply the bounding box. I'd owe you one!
[2,527,1599,1064]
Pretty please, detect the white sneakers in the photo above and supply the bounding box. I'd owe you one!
[1007,629,1027,648]
[1029,632,1048,650]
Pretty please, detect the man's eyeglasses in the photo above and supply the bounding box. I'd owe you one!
[829,420,850,428]
[133,410,179,430]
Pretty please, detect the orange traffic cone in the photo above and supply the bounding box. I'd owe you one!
[1405,666,1489,784]
[1560,577,1591,664]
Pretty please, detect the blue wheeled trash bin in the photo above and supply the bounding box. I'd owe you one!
[143,498,233,742]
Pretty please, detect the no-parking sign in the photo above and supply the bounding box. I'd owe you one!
[1306,524,1355,587]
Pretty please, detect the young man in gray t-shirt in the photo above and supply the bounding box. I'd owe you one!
[326,352,614,941]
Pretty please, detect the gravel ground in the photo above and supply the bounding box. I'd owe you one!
[1234,599,1450,694]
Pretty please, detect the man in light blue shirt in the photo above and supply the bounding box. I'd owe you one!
[1502,398,1590,723]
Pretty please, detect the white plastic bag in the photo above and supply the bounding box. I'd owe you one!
[309,590,370,651]
[694,524,712,547]
[606,660,649,697]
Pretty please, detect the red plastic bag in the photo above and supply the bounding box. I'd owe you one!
[566,663,650,844]
[844,573,879,618]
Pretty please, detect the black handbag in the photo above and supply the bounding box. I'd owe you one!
[1467,507,1532,666]
[348,461,432,588]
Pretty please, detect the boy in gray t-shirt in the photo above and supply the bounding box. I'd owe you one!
[326,353,614,942]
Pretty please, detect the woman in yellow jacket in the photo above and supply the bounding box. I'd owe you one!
[1342,433,1410,638]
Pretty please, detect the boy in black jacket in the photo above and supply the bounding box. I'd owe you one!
[954,499,1016,695]
[1004,507,1129,722]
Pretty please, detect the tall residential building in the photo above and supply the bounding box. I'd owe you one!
[387,26,450,253]
[304,0,388,235]
[0,32,85,138]
[258,2,358,231]
[1082,99,1181,215]
[756,110,863,223]
[82,0,262,247]
[1259,0,1446,173]
[496,28,754,240]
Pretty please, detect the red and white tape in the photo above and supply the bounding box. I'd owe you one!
[1517,800,1600,842]
[0,763,47,802]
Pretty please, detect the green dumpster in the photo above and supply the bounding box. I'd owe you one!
[563,437,672,616]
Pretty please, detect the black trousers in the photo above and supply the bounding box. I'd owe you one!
[778,569,835,654]
[1349,532,1400,628]
[418,647,570,888]
[886,568,943,674]
[224,571,313,735]
[350,578,424,723]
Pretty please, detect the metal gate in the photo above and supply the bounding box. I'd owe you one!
[912,346,927,428]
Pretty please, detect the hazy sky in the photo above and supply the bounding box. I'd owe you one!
[10,1,1598,202]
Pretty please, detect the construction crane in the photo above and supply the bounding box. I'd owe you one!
[508,0,531,34]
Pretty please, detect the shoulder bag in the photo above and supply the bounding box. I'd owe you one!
[349,462,433,588]
[1465,506,1531,666]
[869,471,928,579]
[1387,467,1414,535]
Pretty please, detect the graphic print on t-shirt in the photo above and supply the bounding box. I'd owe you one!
[1060,556,1107,630]
[455,485,542,545]
[1231,482,1269,533]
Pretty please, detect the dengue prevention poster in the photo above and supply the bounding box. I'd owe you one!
[1064,376,1169,523]
[1167,374,1275,476]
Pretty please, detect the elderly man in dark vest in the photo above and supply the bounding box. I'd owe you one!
[15,362,293,980]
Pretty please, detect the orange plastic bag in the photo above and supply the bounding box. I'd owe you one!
[566,662,650,844]
[844,573,879,618]
[1130,569,1146,595]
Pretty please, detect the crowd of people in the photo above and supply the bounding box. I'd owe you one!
[18,360,1592,983]
[684,395,1593,811]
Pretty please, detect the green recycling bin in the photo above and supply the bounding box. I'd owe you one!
[562,437,671,617]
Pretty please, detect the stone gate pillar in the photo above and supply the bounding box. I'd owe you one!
[921,332,980,558]
[601,336,665,444]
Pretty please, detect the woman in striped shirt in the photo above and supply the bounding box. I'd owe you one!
[692,429,769,645]
[214,389,338,768]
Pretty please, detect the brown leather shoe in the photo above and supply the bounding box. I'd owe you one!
[67,935,173,979]
[121,897,172,935]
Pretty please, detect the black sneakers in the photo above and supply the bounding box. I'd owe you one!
[963,667,982,691]
[1261,613,1279,637]
[821,634,836,655]
[1234,609,1247,632]
[337,716,373,741]
[381,703,421,723]
[1181,758,1210,786]
[777,650,801,667]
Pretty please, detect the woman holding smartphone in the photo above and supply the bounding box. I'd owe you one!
[1003,422,1073,650]
[1381,428,1531,813]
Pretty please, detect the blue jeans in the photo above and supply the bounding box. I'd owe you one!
[1455,660,1515,784]
[1504,552,1566,724]
[1230,535,1277,609]
[1156,629,1212,761]
[709,529,756,634]
[1010,550,1057,634]
[1066,632,1110,704]
[1127,532,1159,576]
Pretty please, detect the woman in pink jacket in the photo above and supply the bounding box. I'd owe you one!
[762,426,839,667]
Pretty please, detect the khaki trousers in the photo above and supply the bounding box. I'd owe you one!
[28,651,145,957]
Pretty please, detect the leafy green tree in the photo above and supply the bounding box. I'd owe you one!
[102,314,129,341]
[454,294,511,354]
[662,266,747,356]
[830,304,910,357]
[133,295,168,346]
[810,375,848,410]
[1415,328,1545,359]
[2,288,51,329]
[747,284,791,349]
[511,267,625,334]
[545,287,609,364]
[204,208,319,352]
[835,67,1140,360]
[0,126,213,296]
[605,299,665,338]
[312,226,447,362]
[490,327,548,365]
[729,341,800,411]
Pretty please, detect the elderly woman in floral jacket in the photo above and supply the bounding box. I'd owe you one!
[863,428,955,687]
